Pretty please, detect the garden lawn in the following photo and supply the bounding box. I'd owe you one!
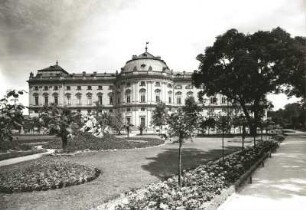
[0,136,254,210]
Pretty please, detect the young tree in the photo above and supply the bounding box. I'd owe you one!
[152,102,169,134]
[109,112,124,135]
[215,115,231,161]
[40,104,81,150]
[0,90,25,142]
[193,28,304,144]
[167,108,198,187]
[182,97,202,137]
[232,115,248,149]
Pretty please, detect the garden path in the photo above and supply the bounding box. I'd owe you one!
[0,136,252,210]
[218,130,306,210]
[0,149,55,167]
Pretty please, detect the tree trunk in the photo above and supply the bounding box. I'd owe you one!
[242,125,246,150]
[178,138,182,188]
[222,130,225,162]
[62,135,67,150]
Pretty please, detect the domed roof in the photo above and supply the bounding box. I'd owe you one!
[122,52,170,73]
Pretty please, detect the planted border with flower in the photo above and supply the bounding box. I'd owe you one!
[115,140,278,210]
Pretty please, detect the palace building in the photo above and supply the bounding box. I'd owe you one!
[28,49,235,132]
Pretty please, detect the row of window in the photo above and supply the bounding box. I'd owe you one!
[33,85,112,91]
[119,82,193,89]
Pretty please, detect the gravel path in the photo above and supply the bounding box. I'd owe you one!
[218,131,306,210]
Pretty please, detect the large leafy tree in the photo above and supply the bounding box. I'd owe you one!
[39,104,81,150]
[193,27,303,140]
[151,102,169,134]
[0,90,25,142]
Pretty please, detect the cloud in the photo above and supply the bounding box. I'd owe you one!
[0,0,304,111]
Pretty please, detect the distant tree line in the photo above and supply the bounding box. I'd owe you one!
[268,103,305,130]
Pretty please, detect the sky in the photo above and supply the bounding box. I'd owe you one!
[0,0,305,112]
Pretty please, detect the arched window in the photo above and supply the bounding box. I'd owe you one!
[168,91,172,104]
[175,91,182,105]
[155,89,161,102]
[76,93,82,105]
[65,93,71,105]
[43,93,49,105]
[108,93,113,105]
[139,88,146,103]
[86,93,92,105]
[187,91,193,97]
[125,89,131,103]
[97,93,103,105]
[167,83,172,88]
[33,93,39,105]
[52,93,59,105]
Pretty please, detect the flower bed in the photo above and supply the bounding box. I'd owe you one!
[44,133,164,152]
[0,158,101,193]
[115,140,279,210]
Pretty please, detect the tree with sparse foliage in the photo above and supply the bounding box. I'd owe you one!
[39,104,81,150]
[215,115,231,161]
[109,112,125,134]
[193,27,304,145]
[167,108,198,188]
[232,115,248,149]
[0,90,25,143]
[152,102,169,134]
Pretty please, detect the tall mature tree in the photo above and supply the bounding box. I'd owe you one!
[40,104,81,150]
[151,102,169,134]
[193,27,303,143]
[0,90,25,142]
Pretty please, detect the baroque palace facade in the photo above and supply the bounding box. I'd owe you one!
[28,50,232,132]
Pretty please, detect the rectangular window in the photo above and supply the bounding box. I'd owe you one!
[98,95,103,105]
[127,82,131,87]
[77,86,82,90]
[118,98,120,104]
[67,96,71,105]
[87,86,92,90]
[87,97,92,105]
[155,82,160,87]
[109,96,113,105]
[54,86,58,90]
[141,108,145,111]
[109,86,113,90]
[34,86,39,91]
[222,97,226,104]
[66,86,71,90]
[98,86,103,90]
[140,81,146,86]
[126,117,131,124]
[141,95,145,103]
[156,96,160,102]
[169,97,172,104]
[44,96,48,105]
[35,96,39,105]
[127,108,131,112]
[127,96,130,103]
[141,117,145,126]
[177,97,181,105]
[77,96,81,105]
[54,96,58,105]
[44,86,48,91]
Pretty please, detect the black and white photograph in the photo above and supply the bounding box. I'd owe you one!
[0,0,305,209]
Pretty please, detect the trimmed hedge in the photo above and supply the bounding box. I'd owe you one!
[44,133,164,152]
[0,158,100,193]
